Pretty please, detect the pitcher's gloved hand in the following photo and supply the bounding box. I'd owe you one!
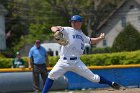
[53,31,68,46]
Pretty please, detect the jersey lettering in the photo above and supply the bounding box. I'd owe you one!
[72,34,84,41]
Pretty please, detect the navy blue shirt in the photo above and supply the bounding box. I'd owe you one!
[29,45,47,64]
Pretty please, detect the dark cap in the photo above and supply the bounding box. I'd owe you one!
[35,40,41,44]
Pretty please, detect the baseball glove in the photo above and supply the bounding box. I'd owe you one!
[53,31,68,46]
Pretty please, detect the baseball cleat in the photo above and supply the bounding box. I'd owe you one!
[111,82,121,90]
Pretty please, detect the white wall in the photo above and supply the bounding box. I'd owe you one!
[41,43,61,56]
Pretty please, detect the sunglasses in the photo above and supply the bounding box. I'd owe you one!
[36,42,40,44]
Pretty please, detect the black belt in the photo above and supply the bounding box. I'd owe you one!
[34,63,46,66]
[63,57,77,60]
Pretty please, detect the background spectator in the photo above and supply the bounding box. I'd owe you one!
[12,51,25,68]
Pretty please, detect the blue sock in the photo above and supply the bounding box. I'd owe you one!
[99,76,112,86]
[42,78,54,93]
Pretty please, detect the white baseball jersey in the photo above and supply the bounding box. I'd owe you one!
[59,27,90,57]
[48,27,100,83]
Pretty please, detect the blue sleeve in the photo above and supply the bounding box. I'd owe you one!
[28,48,33,58]
[43,47,47,56]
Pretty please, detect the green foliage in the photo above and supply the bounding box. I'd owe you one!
[112,24,140,52]
[1,49,16,58]
[0,54,5,58]
[0,58,12,68]
[0,57,28,68]
[1,0,122,52]
[2,1,30,48]
[48,56,60,67]
[0,50,140,68]
[81,50,140,66]
[91,47,113,54]
[13,23,53,50]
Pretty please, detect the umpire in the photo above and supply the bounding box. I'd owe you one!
[28,39,49,92]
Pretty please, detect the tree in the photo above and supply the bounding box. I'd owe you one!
[1,0,122,51]
[0,0,30,49]
[46,0,122,37]
[112,24,140,52]
[1,0,53,50]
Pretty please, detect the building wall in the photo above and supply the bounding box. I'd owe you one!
[0,15,6,50]
[0,5,7,50]
[96,0,140,48]
[41,43,61,56]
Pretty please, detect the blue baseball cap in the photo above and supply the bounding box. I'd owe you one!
[70,15,82,22]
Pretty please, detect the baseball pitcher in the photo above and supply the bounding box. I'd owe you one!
[42,15,121,93]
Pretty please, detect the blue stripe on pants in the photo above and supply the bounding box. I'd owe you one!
[42,78,54,93]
